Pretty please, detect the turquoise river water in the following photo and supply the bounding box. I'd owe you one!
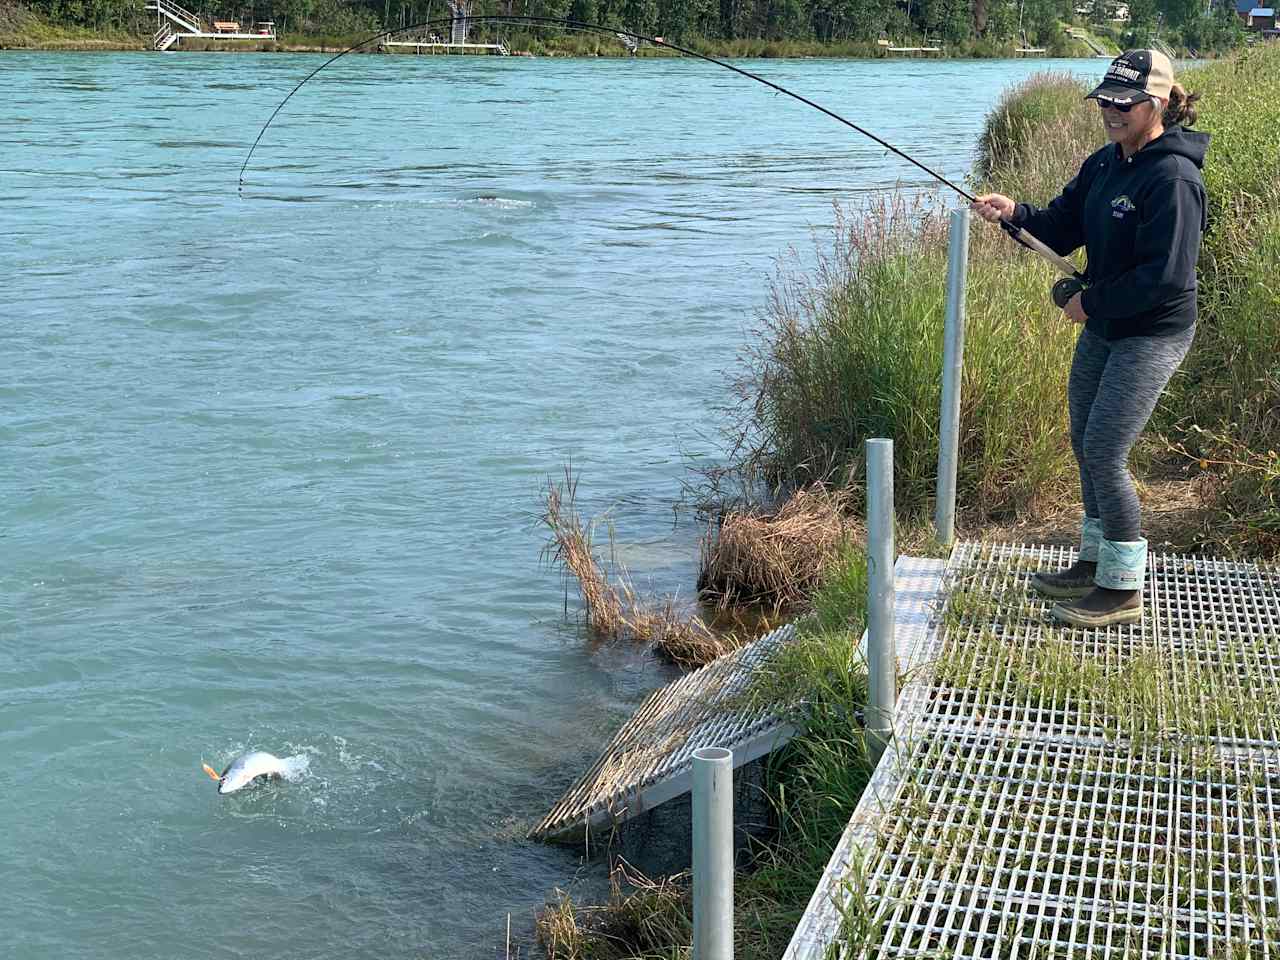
[2,50,1096,959]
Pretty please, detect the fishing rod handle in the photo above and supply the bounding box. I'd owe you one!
[1052,277,1089,309]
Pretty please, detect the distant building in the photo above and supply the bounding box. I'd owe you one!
[1248,6,1276,28]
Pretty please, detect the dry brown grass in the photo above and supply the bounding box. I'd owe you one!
[541,468,734,669]
[536,860,692,960]
[542,471,626,634]
[698,485,859,612]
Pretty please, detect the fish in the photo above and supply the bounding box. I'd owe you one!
[202,751,293,795]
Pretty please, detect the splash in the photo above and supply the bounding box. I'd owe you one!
[277,754,311,782]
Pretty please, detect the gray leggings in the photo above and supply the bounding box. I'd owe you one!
[1068,326,1195,542]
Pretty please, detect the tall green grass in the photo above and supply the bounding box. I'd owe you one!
[732,191,1080,522]
[1168,46,1280,554]
[975,72,1095,181]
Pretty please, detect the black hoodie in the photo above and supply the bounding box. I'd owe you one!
[1010,124,1210,341]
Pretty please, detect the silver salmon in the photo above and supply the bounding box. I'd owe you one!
[202,751,290,795]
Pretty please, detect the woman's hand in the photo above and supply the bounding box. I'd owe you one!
[1064,291,1088,325]
[971,193,1016,223]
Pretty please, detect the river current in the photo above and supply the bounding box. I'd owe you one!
[2,50,1094,959]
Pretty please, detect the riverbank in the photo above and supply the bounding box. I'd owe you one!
[0,4,1113,58]
[0,32,1104,57]
[536,42,1280,958]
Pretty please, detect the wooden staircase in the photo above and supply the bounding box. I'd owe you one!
[145,0,203,48]
[1066,26,1112,57]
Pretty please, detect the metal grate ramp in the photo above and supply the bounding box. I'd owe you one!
[786,541,1280,960]
[531,622,799,843]
[532,556,948,844]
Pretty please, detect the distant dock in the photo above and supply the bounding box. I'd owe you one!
[878,37,943,53]
[146,0,275,50]
[379,39,509,55]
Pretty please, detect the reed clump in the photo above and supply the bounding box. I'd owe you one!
[541,470,733,668]
[697,484,858,612]
[975,72,1096,181]
[1164,46,1280,556]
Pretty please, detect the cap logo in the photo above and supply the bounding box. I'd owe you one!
[1107,63,1143,83]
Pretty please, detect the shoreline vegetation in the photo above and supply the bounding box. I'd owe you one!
[536,43,1280,959]
[0,0,1250,55]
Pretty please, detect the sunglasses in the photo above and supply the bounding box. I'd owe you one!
[1096,97,1146,113]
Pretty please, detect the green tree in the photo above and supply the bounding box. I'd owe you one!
[1162,0,1202,29]
[1125,0,1158,38]
[763,0,809,38]
[984,0,1018,38]
[942,0,973,40]
[620,0,656,31]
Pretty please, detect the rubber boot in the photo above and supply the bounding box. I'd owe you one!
[1051,537,1146,627]
[1030,516,1101,599]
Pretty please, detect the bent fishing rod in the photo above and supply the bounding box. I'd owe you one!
[240,15,1086,297]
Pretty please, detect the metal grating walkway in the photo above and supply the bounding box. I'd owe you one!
[531,622,799,843]
[787,541,1280,960]
[532,557,949,845]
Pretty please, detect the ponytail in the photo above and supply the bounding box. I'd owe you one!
[1164,83,1201,127]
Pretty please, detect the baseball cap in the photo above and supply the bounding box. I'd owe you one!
[1086,49,1174,105]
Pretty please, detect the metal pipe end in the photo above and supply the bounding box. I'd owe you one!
[693,746,733,764]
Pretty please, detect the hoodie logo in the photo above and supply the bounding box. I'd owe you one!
[1111,195,1136,218]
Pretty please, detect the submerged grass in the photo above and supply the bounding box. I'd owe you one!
[541,467,732,668]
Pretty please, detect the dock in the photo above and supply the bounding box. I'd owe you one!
[379,39,508,55]
[786,540,1280,958]
[145,0,274,50]
[532,556,948,846]
[533,536,1280,953]
[531,623,800,844]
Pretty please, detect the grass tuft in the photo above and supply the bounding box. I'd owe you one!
[698,485,859,612]
[541,467,733,668]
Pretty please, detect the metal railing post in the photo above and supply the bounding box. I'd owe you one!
[935,207,970,548]
[866,438,896,765]
[692,746,733,960]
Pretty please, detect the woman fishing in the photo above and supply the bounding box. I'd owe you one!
[972,50,1208,628]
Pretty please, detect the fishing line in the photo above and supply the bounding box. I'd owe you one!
[239,15,1084,283]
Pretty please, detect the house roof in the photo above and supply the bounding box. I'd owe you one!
[1251,7,1275,14]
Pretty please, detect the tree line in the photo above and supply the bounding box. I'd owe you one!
[26,0,1246,49]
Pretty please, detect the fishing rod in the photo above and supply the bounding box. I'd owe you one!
[240,15,1086,293]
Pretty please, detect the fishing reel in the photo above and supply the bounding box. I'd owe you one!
[1052,276,1088,310]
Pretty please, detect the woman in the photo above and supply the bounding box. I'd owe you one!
[972,50,1208,628]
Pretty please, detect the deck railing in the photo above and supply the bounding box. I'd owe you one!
[146,0,202,35]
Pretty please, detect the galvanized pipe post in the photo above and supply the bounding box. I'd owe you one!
[866,438,896,765]
[935,207,970,548]
[692,746,733,960]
